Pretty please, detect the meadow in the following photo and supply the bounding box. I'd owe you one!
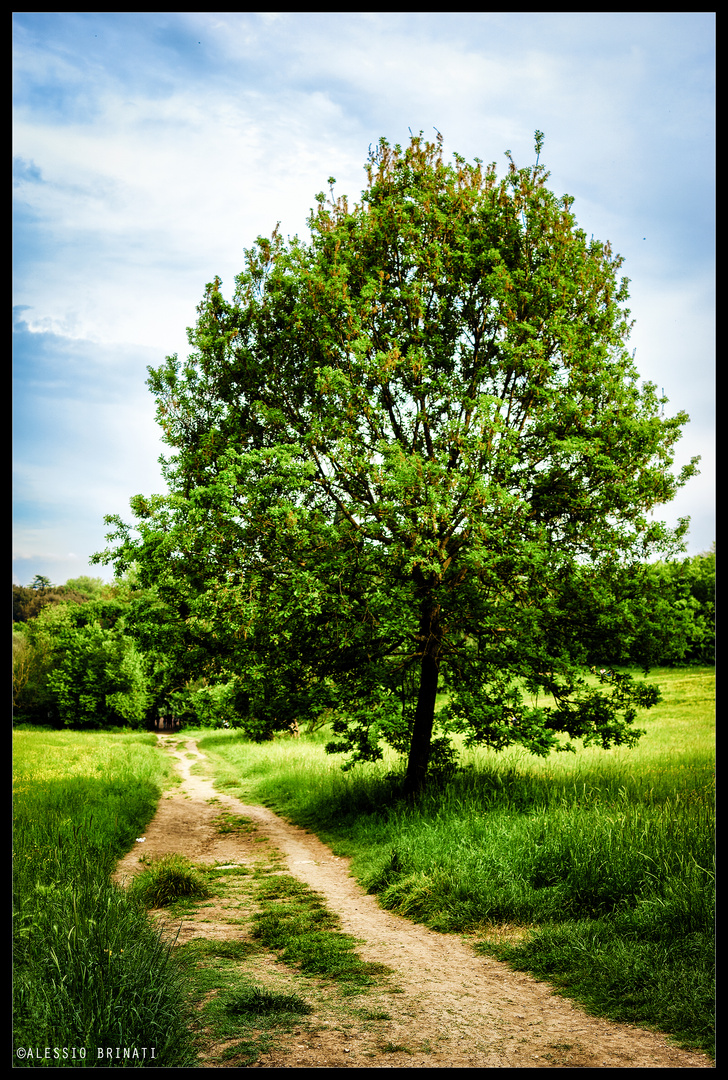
[12,667,714,1062]
[12,729,195,1067]
[196,667,715,1056]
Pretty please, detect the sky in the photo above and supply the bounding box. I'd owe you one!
[13,12,715,587]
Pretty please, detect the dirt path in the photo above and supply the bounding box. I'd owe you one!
[113,736,713,1069]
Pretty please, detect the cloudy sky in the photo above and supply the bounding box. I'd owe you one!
[13,12,715,586]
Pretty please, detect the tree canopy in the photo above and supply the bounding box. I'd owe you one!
[94,132,699,789]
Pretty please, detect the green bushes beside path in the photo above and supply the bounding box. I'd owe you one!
[197,667,715,1057]
[13,729,195,1067]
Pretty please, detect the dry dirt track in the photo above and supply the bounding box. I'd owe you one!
[112,736,713,1069]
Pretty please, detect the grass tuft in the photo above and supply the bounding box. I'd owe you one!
[127,854,211,908]
[223,985,313,1018]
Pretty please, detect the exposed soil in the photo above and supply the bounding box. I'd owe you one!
[112,736,713,1069]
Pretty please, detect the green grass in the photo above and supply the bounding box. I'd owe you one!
[173,936,308,1067]
[126,854,211,908]
[197,667,715,1057]
[251,874,392,992]
[13,729,195,1067]
[223,985,313,1017]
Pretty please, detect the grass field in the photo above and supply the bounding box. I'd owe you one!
[12,728,195,1067]
[12,667,714,1062]
[196,667,715,1056]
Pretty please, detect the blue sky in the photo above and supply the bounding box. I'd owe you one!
[13,12,715,586]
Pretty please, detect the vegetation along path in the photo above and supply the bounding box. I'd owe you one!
[113,736,712,1069]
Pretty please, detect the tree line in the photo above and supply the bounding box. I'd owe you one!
[12,548,714,738]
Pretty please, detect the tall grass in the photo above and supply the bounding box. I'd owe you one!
[13,729,195,1067]
[197,667,715,1055]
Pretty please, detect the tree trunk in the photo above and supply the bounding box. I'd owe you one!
[404,596,442,794]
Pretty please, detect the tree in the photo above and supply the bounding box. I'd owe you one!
[95,132,698,791]
[633,546,715,665]
[14,600,152,728]
[12,626,36,711]
[29,574,52,590]
[13,583,86,624]
[64,575,108,601]
[45,619,150,728]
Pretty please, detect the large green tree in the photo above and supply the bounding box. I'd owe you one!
[95,133,698,790]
